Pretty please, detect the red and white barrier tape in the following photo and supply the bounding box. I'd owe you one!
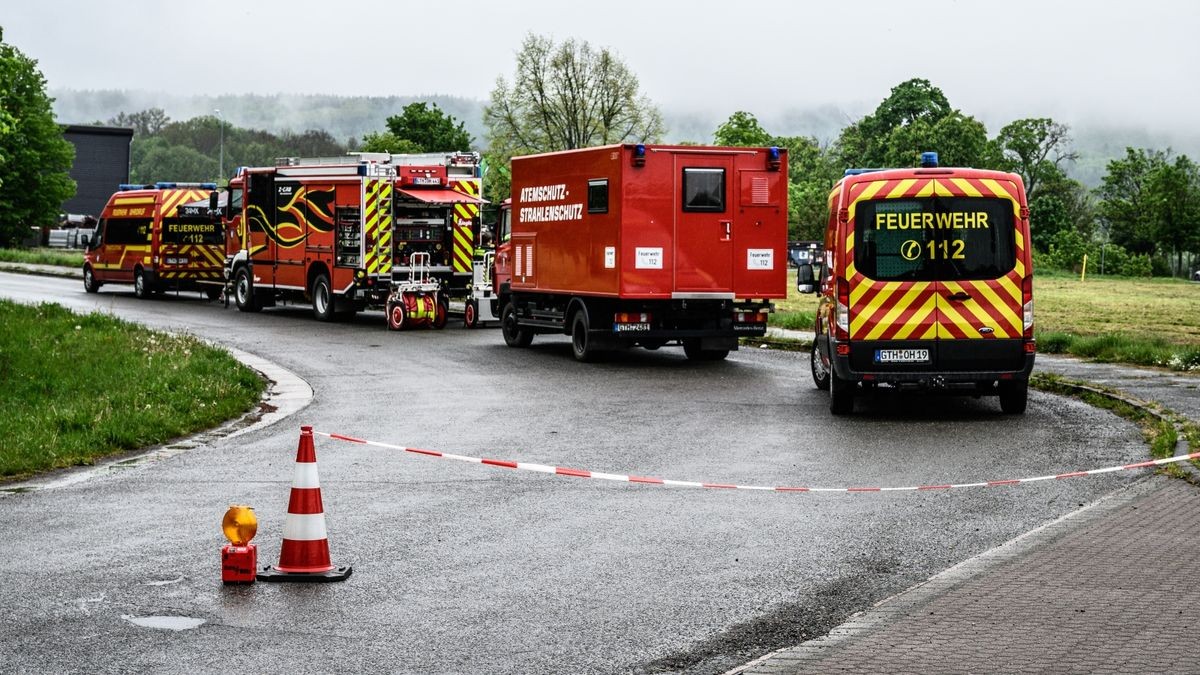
[314,431,1200,494]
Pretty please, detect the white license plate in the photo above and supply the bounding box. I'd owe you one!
[614,323,650,333]
[875,349,930,363]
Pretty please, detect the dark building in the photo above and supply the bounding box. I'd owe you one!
[62,125,134,217]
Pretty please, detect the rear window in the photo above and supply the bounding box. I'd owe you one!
[162,217,223,245]
[854,197,1015,281]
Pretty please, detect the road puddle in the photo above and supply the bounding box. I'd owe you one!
[122,614,206,631]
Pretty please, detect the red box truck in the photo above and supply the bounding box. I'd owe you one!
[494,143,788,361]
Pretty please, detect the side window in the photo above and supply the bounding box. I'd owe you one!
[229,187,244,215]
[105,218,151,245]
[682,168,725,212]
[587,179,608,214]
[499,208,512,244]
[91,218,106,247]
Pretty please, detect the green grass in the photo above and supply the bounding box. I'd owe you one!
[0,301,264,478]
[0,248,84,267]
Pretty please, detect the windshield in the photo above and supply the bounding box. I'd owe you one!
[854,197,1015,281]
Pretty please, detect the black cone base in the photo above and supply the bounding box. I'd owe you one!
[257,564,352,583]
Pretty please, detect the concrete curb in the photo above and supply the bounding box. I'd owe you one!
[0,261,81,279]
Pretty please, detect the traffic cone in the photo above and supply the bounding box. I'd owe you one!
[257,426,352,582]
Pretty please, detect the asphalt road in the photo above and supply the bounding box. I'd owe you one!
[0,272,1148,674]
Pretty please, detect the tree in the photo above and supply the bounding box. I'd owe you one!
[377,102,472,153]
[108,108,170,137]
[359,131,421,155]
[835,78,953,168]
[991,118,1079,200]
[1096,148,1165,256]
[1145,155,1200,274]
[484,33,664,156]
[713,111,772,147]
[0,26,75,244]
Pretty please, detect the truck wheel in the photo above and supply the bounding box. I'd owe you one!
[683,339,729,361]
[830,373,854,415]
[998,380,1028,414]
[501,302,533,348]
[811,339,831,391]
[432,296,449,330]
[133,267,152,299]
[571,311,599,362]
[387,300,406,331]
[83,266,100,293]
[464,300,479,329]
[234,266,262,313]
[311,273,335,322]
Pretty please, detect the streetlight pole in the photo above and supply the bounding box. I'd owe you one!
[215,108,224,184]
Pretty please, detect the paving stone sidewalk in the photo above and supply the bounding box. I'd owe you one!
[738,356,1200,674]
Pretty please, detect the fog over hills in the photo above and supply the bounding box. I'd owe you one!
[52,89,1200,188]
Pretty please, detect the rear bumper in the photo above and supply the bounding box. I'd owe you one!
[827,337,1036,384]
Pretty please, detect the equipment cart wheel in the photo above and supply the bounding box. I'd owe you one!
[387,299,407,331]
[464,300,479,329]
[432,295,449,329]
[501,302,533,347]
[811,339,831,391]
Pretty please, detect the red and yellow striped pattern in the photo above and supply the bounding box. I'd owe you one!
[844,177,1025,341]
[449,179,481,273]
[363,179,393,276]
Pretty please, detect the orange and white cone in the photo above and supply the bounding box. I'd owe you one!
[257,426,352,582]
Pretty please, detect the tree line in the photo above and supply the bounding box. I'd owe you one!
[2,27,1197,277]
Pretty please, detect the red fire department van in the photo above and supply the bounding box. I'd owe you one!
[799,152,1035,414]
[223,156,397,320]
[83,182,224,299]
[495,143,788,362]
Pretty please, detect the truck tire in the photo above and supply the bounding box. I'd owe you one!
[234,266,262,313]
[311,273,335,322]
[133,267,152,299]
[464,300,479,329]
[683,339,729,362]
[571,311,599,362]
[811,339,831,391]
[83,265,100,293]
[501,302,533,348]
[830,373,854,415]
[998,380,1028,414]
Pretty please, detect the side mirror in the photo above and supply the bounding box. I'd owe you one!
[796,263,817,294]
[80,234,90,248]
[208,191,219,211]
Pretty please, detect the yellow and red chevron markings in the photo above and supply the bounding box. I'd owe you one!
[844,177,1025,341]
[449,179,481,273]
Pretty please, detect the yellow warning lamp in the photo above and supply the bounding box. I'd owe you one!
[221,505,258,546]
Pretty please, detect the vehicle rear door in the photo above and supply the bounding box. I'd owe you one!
[929,182,1025,371]
[674,156,734,294]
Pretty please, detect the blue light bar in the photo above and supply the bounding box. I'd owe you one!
[920,152,939,168]
[634,144,646,158]
[768,146,780,161]
[844,168,885,176]
[117,183,145,191]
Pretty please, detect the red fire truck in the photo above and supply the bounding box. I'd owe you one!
[495,143,788,361]
[224,157,397,320]
[83,182,224,299]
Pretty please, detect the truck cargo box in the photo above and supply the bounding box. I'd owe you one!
[506,144,788,301]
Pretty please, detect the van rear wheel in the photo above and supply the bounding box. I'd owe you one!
[998,380,1028,414]
[830,373,854,415]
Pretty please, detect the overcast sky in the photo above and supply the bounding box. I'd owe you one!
[5,0,1198,131]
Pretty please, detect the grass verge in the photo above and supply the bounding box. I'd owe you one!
[0,247,84,268]
[0,300,264,478]
[1031,372,1196,482]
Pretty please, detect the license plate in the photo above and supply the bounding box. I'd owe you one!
[874,349,930,364]
[614,323,650,333]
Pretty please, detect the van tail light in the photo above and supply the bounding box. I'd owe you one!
[835,277,850,340]
[614,312,653,324]
[1022,275,1034,338]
